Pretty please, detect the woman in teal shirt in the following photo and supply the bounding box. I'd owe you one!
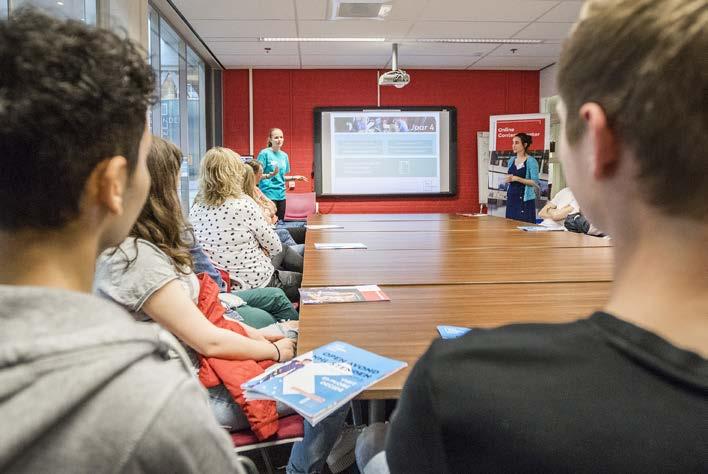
[257,128,307,221]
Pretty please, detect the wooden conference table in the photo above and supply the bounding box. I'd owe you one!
[297,214,614,399]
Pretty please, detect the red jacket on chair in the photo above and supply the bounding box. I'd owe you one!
[195,273,279,440]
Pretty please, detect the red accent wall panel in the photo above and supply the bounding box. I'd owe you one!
[222,70,250,154]
[223,68,539,214]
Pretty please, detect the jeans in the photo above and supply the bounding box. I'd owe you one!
[209,383,295,431]
[355,423,390,474]
[208,385,350,474]
[276,228,298,247]
[277,220,306,228]
[277,222,306,245]
[267,269,302,302]
[271,245,304,273]
[190,241,227,291]
[287,404,350,474]
[234,287,299,329]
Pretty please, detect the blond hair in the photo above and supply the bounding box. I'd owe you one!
[195,147,245,207]
[242,165,257,201]
[558,0,707,219]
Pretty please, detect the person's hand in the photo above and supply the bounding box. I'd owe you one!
[547,202,558,209]
[279,320,298,331]
[504,174,514,183]
[273,338,296,362]
[262,332,283,342]
[295,175,308,182]
[239,322,269,342]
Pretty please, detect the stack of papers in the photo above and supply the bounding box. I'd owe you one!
[517,225,565,232]
[300,285,390,304]
[305,224,344,230]
[242,342,406,425]
[314,242,367,250]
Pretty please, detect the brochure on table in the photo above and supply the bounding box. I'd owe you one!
[305,224,344,230]
[314,242,367,250]
[300,285,390,304]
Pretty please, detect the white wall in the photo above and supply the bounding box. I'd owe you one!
[539,62,558,99]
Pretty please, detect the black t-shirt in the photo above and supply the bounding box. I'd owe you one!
[385,312,707,473]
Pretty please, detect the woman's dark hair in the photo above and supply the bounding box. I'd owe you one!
[129,137,193,274]
[0,9,155,230]
[514,133,533,152]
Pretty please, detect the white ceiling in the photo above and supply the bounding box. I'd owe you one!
[171,0,583,70]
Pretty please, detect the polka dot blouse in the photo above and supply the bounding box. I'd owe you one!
[189,196,282,289]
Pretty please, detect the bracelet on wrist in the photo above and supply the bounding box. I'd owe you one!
[270,341,281,362]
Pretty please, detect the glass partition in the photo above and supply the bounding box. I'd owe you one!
[12,0,96,23]
[159,17,182,149]
[147,5,209,213]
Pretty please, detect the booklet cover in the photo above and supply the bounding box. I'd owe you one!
[314,242,367,250]
[437,325,472,339]
[242,341,406,425]
[305,224,344,230]
[517,225,565,232]
[300,285,390,304]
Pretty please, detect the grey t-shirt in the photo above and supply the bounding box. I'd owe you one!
[95,238,199,322]
[95,238,201,367]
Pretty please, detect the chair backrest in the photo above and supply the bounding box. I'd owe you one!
[231,414,305,451]
[284,192,316,221]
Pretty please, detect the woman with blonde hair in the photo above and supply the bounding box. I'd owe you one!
[190,147,302,301]
[244,160,305,252]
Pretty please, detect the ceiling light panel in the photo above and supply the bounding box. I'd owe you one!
[261,37,386,42]
[416,38,543,44]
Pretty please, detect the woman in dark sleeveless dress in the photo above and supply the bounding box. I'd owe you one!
[505,132,540,223]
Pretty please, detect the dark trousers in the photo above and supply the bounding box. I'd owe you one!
[273,199,286,221]
[266,269,302,302]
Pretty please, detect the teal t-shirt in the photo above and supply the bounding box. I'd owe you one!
[257,148,290,201]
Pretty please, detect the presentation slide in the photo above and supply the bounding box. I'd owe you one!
[315,107,456,197]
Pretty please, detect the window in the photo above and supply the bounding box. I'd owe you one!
[11,0,96,23]
[186,46,206,205]
[147,4,209,213]
[159,18,182,149]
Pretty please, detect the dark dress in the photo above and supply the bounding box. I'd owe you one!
[505,161,536,223]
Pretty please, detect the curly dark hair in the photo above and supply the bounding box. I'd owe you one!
[0,9,155,230]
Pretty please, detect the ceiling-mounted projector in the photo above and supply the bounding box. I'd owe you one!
[378,43,409,88]
[378,69,410,88]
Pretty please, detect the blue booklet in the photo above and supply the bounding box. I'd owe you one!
[242,341,406,425]
[437,325,472,339]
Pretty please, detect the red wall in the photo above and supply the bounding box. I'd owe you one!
[223,69,539,214]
